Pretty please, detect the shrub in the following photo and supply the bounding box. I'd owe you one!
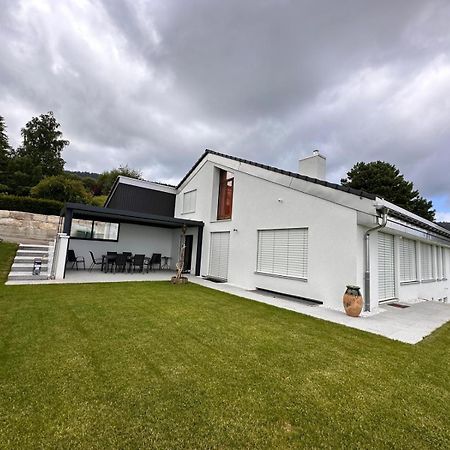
[30,175,91,203]
[0,194,63,216]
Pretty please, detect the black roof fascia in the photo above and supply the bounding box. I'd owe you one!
[61,203,203,229]
[177,149,377,201]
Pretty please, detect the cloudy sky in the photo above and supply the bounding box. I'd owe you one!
[1,0,449,219]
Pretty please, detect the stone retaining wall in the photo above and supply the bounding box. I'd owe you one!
[0,210,60,242]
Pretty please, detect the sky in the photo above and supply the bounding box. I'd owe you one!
[1,0,449,220]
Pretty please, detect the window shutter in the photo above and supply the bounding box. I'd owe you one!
[257,228,308,279]
[378,233,395,300]
[399,238,417,282]
[183,190,197,213]
[209,231,230,280]
[420,243,433,280]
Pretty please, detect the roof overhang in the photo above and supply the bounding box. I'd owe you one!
[61,203,203,229]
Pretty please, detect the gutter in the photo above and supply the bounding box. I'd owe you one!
[364,206,389,312]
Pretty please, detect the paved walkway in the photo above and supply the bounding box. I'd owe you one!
[189,277,450,345]
[6,270,450,344]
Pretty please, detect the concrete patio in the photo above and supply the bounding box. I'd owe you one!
[6,270,450,344]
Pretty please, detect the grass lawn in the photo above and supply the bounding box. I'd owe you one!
[0,243,449,448]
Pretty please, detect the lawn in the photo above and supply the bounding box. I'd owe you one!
[0,243,449,449]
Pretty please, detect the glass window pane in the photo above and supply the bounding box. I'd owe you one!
[92,221,119,240]
[70,219,93,238]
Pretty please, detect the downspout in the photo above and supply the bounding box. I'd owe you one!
[364,206,389,312]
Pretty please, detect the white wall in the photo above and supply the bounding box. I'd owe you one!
[175,159,362,310]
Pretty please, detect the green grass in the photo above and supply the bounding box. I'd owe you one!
[0,243,449,448]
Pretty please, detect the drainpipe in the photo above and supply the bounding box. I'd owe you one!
[364,206,389,312]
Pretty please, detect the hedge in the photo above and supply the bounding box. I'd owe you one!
[0,194,63,216]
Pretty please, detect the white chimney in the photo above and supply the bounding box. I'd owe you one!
[298,150,326,180]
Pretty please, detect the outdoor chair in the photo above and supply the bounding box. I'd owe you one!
[105,251,117,272]
[88,251,102,271]
[122,252,133,272]
[133,254,145,273]
[146,253,162,272]
[114,253,128,273]
[67,249,85,270]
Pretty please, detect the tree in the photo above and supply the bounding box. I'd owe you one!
[341,161,435,221]
[30,175,92,204]
[15,111,69,177]
[0,116,12,175]
[95,165,142,195]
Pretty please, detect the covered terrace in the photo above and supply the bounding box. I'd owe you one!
[59,203,204,278]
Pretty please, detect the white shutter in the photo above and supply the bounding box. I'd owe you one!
[257,228,308,279]
[420,243,433,281]
[378,232,395,300]
[436,247,442,279]
[443,248,447,279]
[208,231,230,280]
[399,238,417,282]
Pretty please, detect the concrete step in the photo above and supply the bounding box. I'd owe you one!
[13,256,49,264]
[10,263,48,273]
[19,244,50,252]
[7,272,49,281]
[16,250,49,257]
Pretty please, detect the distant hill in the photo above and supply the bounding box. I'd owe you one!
[65,170,101,179]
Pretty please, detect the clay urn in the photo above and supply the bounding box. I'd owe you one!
[343,285,363,317]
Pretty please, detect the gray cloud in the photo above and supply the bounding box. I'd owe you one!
[0,0,449,216]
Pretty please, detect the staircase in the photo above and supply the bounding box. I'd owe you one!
[8,243,53,282]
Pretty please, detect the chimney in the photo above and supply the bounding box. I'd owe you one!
[298,150,326,180]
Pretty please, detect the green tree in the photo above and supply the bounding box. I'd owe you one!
[0,116,12,175]
[30,175,91,204]
[15,111,69,177]
[341,161,435,221]
[96,165,142,195]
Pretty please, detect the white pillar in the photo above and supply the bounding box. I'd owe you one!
[53,233,70,280]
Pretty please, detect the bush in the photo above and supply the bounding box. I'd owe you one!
[0,194,63,216]
[30,175,91,203]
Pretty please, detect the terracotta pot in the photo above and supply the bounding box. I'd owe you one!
[343,285,363,317]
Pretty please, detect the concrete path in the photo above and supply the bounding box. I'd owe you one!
[189,277,450,345]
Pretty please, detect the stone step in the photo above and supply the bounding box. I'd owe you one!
[7,272,49,281]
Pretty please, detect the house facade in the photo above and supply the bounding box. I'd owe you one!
[64,150,450,312]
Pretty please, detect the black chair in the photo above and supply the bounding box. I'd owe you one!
[89,251,102,272]
[146,253,162,272]
[114,253,128,273]
[105,252,117,273]
[133,254,145,273]
[67,249,85,270]
[122,252,133,272]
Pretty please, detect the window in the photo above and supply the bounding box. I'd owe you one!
[443,248,447,279]
[70,219,119,241]
[217,169,234,220]
[420,243,434,281]
[378,233,395,300]
[399,238,417,282]
[436,247,442,280]
[183,190,197,213]
[257,228,308,279]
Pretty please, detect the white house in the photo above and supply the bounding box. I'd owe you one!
[62,149,450,312]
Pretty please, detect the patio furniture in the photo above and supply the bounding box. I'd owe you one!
[161,256,171,269]
[67,249,85,270]
[89,251,102,271]
[146,253,162,272]
[114,253,128,273]
[122,252,133,272]
[104,252,117,272]
[133,254,145,273]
